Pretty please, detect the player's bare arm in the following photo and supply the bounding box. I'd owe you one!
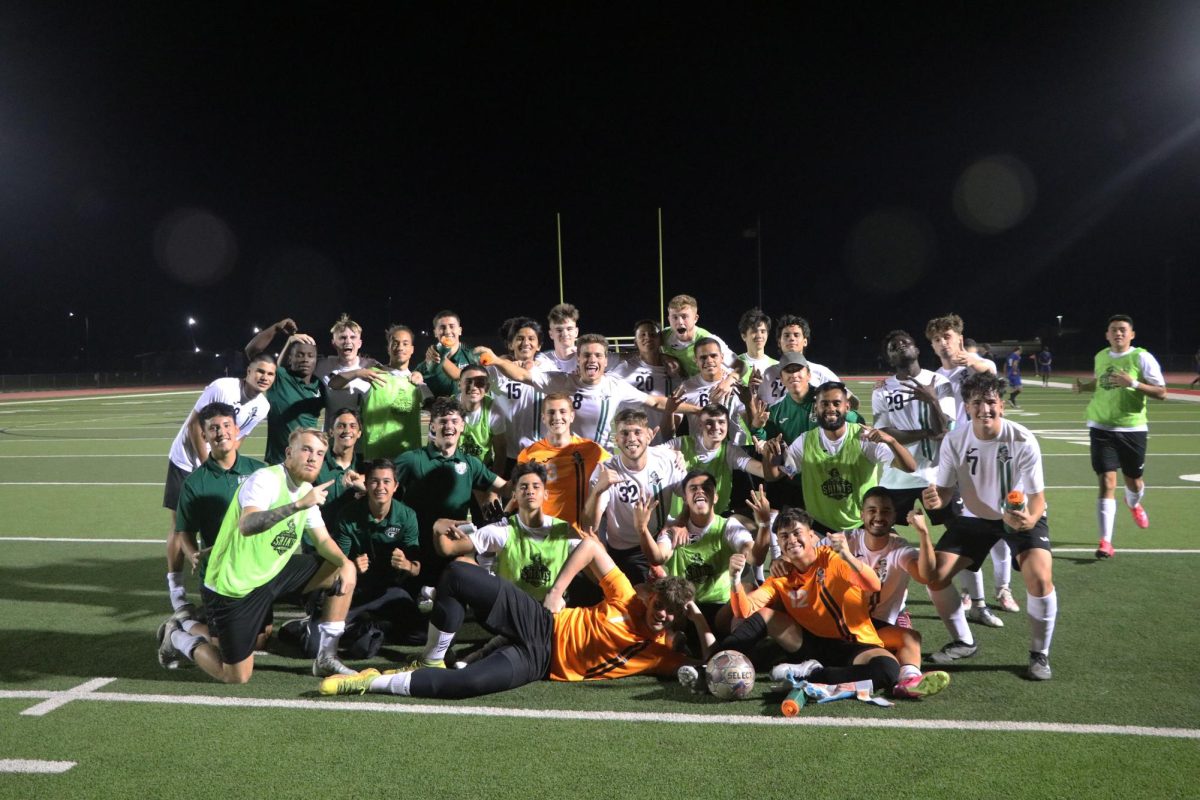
[238,479,333,535]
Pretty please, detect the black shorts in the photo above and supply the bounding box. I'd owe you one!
[201,553,324,664]
[606,544,650,585]
[887,487,961,526]
[1089,428,1147,478]
[796,633,880,666]
[162,461,190,511]
[482,574,555,685]
[935,515,1052,573]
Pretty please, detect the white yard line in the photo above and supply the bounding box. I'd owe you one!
[0,391,194,407]
[0,759,77,773]
[18,678,116,717]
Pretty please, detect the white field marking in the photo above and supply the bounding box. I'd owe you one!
[1,685,1196,739]
[1043,453,1200,457]
[1056,548,1200,554]
[0,482,160,486]
[0,454,163,458]
[1045,485,1197,489]
[14,425,178,432]
[1182,474,1200,482]
[19,677,116,717]
[101,400,174,405]
[0,437,173,443]
[0,391,195,407]
[0,537,159,543]
[0,760,77,774]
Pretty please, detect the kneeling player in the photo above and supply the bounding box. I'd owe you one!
[319,538,713,698]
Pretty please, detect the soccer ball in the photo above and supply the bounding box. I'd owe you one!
[705,650,756,700]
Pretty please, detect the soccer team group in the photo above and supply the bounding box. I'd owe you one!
[154,297,1166,704]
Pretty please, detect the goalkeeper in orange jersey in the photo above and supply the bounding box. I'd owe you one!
[318,537,714,699]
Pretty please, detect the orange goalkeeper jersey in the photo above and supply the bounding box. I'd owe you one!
[550,568,686,681]
[518,436,610,528]
[731,546,882,647]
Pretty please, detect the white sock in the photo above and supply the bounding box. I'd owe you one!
[991,540,1012,588]
[1124,487,1143,509]
[372,672,412,696]
[1026,588,1058,655]
[166,572,187,610]
[317,620,345,659]
[959,569,985,602]
[898,664,921,681]
[929,584,974,645]
[170,629,204,661]
[1098,498,1116,543]
[423,624,456,663]
[180,618,200,634]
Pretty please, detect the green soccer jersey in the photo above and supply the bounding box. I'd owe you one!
[752,389,862,445]
[333,496,420,592]
[316,450,363,532]
[491,516,576,600]
[264,368,325,464]
[669,438,734,518]
[393,444,498,545]
[663,517,735,605]
[417,346,479,399]
[1086,347,1154,429]
[459,396,498,467]
[175,453,266,584]
[798,423,880,531]
[737,352,777,386]
[360,369,425,460]
[205,464,315,598]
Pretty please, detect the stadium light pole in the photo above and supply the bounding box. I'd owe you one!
[187,316,198,351]
[1056,315,1063,336]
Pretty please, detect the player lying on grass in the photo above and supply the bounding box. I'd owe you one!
[319,537,714,698]
[157,428,358,684]
[700,501,948,699]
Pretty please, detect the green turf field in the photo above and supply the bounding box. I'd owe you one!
[1,383,1198,798]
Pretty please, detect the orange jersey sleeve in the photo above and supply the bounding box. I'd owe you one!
[549,568,685,681]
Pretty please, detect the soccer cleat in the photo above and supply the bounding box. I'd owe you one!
[382,658,445,675]
[967,605,1004,628]
[157,616,182,669]
[928,640,978,664]
[892,670,951,699]
[769,659,823,689]
[1027,651,1052,681]
[1095,539,1115,559]
[319,668,381,696]
[995,586,1020,613]
[1130,505,1149,529]
[677,665,706,695]
[312,654,358,678]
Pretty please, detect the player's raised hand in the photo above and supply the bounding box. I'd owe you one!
[728,552,747,579]
[827,531,850,559]
[746,484,773,527]
[748,395,769,429]
[594,467,622,492]
[668,525,690,548]
[769,559,794,579]
[921,484,943,511]
[907,507,930,536]
[434,518,471,540]
[748,368,764,392]
[341,470,366,495]
[362,369,388,388]
[301,479,336,508]
[900,377,938,406]
[632,496,660,532]
[410,371,425,385]
[274,318,299,335]
[424,345,440,364]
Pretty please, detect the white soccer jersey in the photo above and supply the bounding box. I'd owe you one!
[168,378,269,471]
[588,448,686,549]
[469,516,581,574]
[825,529,918,624]
[530,372,653,449]
[491,367,545,458]
[936,418,1045,520]
[657,515,753,552]
[609,356,679,444]
[871,369,956,489]
[535,351,576,374]
[936,353,995,425]
[678,373,749,445]
[759,359,839,407]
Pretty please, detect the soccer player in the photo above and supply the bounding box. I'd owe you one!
[638,470,760,630]
[477,334,698,450]
[161,402,268,666]
[314,314,379,433]
[756,314,840,408]
[1004,346,1023,407]
[609,319,681,443]
[517,393,611,528]
[489,317,547,474]
[329,324,431,460]
[156,428,359,683]
[163,355,276,613]
[458,364,506,472]
[417,309,480,398]
[315,409,365,529]
[664,403,763,518]
[581,408,688,583]
[762,382,916,534]
[245,321,326,464]
[1031,347,1052,387]
[1073,314,1167,558]
[822,488,949,698]
[661,294,735,377]
[926,313,1017,617]
[920,372,1058,680]
[393,398,508,585]
[735,308,776,385]
[435,462,582,600]
[318,537,711,699]
[538,302,580,373]
[677,338,749,445]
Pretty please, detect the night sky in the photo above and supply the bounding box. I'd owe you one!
[3,3,1199,374]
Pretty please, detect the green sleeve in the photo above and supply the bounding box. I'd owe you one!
[471,456,498,490]
[174,481,198,533]
[333,514,356,557]
[397,503,421,549]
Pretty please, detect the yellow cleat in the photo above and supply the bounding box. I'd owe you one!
[382,658,444,675]
[319,668,381,696]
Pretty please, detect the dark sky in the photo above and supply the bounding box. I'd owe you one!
[2,3,1199,373]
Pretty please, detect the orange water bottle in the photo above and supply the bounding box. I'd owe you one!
[1003,490,1025,533]
[781,687,806,716]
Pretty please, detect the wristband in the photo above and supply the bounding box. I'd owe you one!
[1130,379,1140,390]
